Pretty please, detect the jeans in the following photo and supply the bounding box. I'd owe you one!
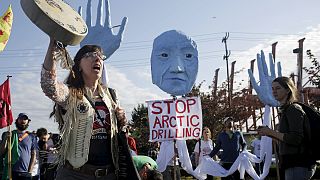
[40,163,58,180]
[285,165,316,180]
[254,161,264,175]
[12,172,32,180]
[221,163,241,180]
[55,167,116,180]
[162,166,181,180]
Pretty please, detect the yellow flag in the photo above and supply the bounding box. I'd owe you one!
[0,5,13,52]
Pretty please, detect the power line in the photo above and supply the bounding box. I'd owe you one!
[2,30,316,53]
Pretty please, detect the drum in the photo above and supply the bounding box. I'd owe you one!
[20,0,87,46]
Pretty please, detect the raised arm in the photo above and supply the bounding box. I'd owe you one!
[40,38,69,108]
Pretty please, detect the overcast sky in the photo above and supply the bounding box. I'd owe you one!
[1,0,320,133]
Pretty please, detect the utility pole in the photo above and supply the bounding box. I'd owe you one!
[293,38,305,102]
[222,32,231,108]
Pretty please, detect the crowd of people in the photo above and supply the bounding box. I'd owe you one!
[1,13,318,180]
[0,113,59,180]
[0,114,252,180]
[0,55,317,180]
[0,77,318,180]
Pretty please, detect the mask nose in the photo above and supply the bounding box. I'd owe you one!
[169,55,185,73]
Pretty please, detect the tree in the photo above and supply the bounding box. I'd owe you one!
[130,103,149,155]
[303,50,320,107]
[303,50,320,88]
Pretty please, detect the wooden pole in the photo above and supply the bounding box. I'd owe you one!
[249,59,256,130]
[213,68,220,97]
[7,124,12,180]
[271,43,281,180]
[271,42,278,61]
[229,61,236,107]
[6,76,12,180]
[222,32,231,108]
[173,140,177,180]
[295,38,306,102]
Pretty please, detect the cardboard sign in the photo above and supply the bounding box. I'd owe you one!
[147,96,202,141]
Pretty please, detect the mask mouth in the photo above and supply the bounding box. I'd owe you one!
[169,77,186,81]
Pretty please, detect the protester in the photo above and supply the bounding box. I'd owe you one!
[251,135,264,175]
[30,131,40,180]
[209,117,247,180]
[125,126,138,156]
[194,127,214,180]
[0,113,37,180]
[36,128,60,180]
[40,38,134,179]
[132,155,163,180]
[148,142,160,161]
[257,76,317,180]
[194,127,214,166]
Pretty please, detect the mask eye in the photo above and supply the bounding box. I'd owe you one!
[161,53,168,58]
[186,53,193,58]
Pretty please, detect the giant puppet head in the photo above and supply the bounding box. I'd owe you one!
[151,30,198,96]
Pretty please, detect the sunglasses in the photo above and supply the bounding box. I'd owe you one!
[82,52,107,61]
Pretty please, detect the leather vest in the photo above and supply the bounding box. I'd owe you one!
[59,86,118,168]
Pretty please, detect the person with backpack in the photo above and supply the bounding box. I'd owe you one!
[193,127,214,180]
[257,76,317,180]
[194,127,214,166]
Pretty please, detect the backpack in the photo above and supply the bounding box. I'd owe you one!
[190,140,201,168]
[294,102,320,160]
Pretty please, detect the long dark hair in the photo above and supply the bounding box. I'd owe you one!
[50,45,104,120]
[66,45,104,89]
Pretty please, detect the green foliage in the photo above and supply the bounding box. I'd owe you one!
[130,103,149,155]
[303,50,320,88]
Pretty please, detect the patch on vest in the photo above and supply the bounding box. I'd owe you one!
[77,102,89,113]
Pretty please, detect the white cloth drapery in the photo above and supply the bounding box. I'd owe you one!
[156,105,273,180]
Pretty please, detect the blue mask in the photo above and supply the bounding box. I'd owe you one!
[151,30,198,96]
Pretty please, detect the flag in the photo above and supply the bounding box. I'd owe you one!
[0,78,13,128]
[0,5,13,52]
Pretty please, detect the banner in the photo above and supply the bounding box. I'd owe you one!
[0,5,13,52]
[147,96,202,141]
[0,78,13,128]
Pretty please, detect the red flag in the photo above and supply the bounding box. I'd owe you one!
[0,78,13,128]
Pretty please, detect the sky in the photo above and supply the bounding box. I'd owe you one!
[1,0,320,133]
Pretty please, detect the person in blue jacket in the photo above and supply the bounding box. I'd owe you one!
[209,117,247,180]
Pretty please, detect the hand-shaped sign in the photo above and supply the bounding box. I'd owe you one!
[79,0,127,59]
[151,30,198,96]
[248,51,282,107]
[78,0,127,86]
